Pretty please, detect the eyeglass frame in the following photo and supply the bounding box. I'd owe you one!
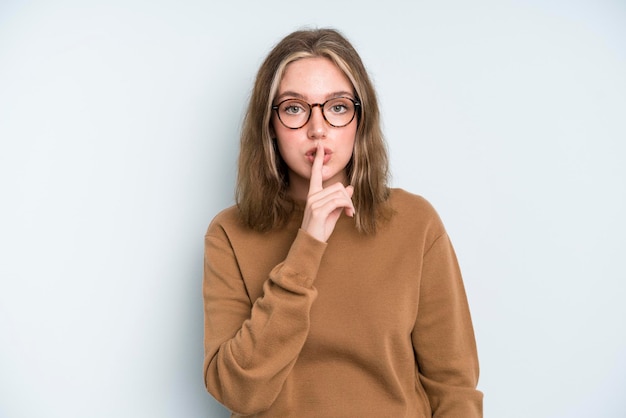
[271,97,361,130]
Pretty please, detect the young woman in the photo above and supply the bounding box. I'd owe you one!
[203,28,483,417]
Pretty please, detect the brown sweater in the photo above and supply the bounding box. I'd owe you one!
[203,188,482,417]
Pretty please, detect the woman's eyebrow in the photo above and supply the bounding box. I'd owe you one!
[275,91,305,102]
[328,91,355,100]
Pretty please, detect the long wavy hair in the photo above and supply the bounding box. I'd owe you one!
[236,28,391,233]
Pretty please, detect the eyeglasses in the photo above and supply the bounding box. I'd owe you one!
[272,97,360,129]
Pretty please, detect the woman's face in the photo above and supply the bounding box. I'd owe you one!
[271,57,357,199]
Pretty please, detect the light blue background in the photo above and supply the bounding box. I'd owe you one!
[1,1,625,417]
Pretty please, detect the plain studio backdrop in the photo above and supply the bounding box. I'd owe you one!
[1,0,625,417]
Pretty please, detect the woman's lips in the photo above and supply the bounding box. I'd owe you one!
[306,147,332,164]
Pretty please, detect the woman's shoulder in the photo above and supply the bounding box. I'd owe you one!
[389,188,438,216]
[205,204,243,237]
[387,188,446,234]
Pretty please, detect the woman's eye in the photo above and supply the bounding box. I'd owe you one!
[283,103,305,115]
[327,102,349,114]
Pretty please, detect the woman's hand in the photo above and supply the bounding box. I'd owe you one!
[301,142,355,242]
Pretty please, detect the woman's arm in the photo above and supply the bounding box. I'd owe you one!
[203,227,325,415]
[412,232,483,417]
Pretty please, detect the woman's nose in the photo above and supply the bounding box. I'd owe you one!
[307,105,327,139]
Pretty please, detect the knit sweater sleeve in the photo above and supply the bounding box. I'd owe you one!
[412,232,483,417]
[203,223,325,415]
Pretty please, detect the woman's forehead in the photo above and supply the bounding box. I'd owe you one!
[277,57,354,100]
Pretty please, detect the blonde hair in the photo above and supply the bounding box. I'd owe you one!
[236,28,391,233]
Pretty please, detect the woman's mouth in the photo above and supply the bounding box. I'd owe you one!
[306,148,332,164]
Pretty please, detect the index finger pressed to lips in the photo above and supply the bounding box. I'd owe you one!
[308,142,324,195]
